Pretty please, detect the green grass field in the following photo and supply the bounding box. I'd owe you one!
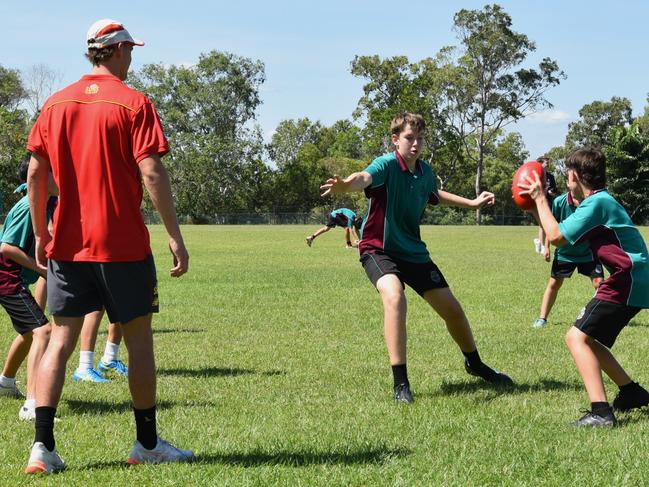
[3,225,649,486]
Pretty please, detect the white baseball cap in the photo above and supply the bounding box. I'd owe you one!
[86,19,144,49]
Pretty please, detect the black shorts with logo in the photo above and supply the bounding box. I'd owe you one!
[551,259,604,279]
[47,255,159,324]
[360,252,449,296]
[574,298,641,348]
[0,289,48,335]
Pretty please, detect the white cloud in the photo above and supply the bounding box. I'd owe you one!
[526,110,572,124]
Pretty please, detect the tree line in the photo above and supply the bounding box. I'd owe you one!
[1,4,648,224]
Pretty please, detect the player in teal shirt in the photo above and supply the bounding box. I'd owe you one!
[0,159,54,421]
[520,148,649,427]
[305,208,362,248]
[321,112,512,404]
[531,191,603,328]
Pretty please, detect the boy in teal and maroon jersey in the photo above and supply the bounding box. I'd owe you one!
[321,112,513,404]
[520,147,649,427]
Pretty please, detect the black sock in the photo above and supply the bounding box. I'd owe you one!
[591,401,612,417]
[133,406,158,450]
[463,349,482,369]
[35,407,56,452]
[619,381,638,392]
[392,364,408,388]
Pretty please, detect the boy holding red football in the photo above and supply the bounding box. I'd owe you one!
[520,148,649,426]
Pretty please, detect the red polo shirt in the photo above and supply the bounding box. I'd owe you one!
[27,74,169,262]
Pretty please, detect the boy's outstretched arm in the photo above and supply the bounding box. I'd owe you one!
[320,172,372,197]
[519,173,567,247]
[438,190,495,209]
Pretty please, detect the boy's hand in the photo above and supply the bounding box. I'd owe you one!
[34,234,51,273]
[518,172,545,201]
[320,175,347,197]
[473,191,495,209]
[544,247,551,262]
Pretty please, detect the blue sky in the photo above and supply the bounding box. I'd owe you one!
[2,0,648,159]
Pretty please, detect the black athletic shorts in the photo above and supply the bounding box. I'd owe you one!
[0,289,48,335]
[551,259,604,279]
[360,252,449,296]
[574,298,641,348]
[47,255,159,324]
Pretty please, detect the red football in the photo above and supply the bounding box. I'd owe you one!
[511,161,544,210]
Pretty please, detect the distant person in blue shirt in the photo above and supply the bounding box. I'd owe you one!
[305,208,362,248]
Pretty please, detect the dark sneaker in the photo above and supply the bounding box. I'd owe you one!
[613,383,649,412]
[464,359,514,386]
[572,410,616,428]
[394,383,414,404]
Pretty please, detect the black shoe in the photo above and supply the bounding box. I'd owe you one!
[394,383,414,404]
[572,410,616,427]
[613,383,649,412]
[464,359,514,386]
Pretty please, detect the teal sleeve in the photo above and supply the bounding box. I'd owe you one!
[551,197,561,220]
[558,198,601,245]
[1,204,33,251]
[365,157,390,188]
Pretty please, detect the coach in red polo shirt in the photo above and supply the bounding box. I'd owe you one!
[24,19,193,473]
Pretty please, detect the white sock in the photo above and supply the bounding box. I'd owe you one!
[102,342,120,363]
[79,351,94,370]
[0,375,16,387]
[23,398,36,410]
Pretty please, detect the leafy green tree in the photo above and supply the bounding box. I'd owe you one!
[0,65,29,213]
[129,51,267,220]
[604,122,649,223]
[446,4,565,222]
[350,5,563,223]
[482,132,530,223]
[565,97,633,149]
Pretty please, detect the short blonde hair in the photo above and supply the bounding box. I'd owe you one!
[390,112,426,136]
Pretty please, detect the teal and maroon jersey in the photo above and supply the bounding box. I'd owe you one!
[558,189,649,308]
[360,151,439,263]
[0,195,38,295]
[552,193,596,263]
[330,208,356,228]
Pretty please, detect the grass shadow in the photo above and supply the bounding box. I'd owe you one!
[194,447,410,467]
[79,447,409,470]
[437,378,582,399]
[157,366,284,378]
[64,398,214,416]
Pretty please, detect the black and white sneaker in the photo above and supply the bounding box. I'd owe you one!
[613,383,649,412]
[394,383,414,404]
[572,410,616,428]
[464,359,513,386]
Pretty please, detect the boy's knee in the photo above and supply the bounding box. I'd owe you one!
[380,288,405,310]
[565,326,586,348]
[549,278,563,291]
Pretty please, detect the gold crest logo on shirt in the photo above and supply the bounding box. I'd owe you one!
[85,84,99,95]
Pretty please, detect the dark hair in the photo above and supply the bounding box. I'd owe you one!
[564,148,606,189]
[391,112,426,136]
[85,46,116,66]
[537,156,550,164]
[18,154,30,183]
